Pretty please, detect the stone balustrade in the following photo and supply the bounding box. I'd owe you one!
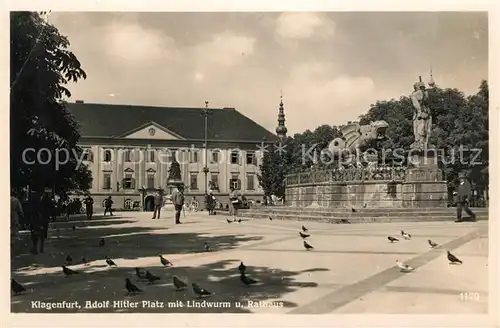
[285,166,408,186]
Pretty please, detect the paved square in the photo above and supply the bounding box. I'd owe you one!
[11,210,488,314]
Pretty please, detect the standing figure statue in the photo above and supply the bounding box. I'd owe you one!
[410,75,435,150]
[167,157,182,182]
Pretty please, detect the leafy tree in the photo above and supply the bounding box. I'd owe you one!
[359,97,414,150]
[10,11,92,195]
[257,140,292,198]
[286,125,342,171]
[258,125,342,197]
[451,80,489,192]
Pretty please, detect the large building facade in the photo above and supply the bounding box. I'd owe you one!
[67,101,280,211]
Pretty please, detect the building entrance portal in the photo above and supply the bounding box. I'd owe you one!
[144,195,155,211]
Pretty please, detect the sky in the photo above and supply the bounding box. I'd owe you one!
[48,11,488,135]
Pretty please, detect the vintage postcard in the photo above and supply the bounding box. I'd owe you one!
[2,1,498,327]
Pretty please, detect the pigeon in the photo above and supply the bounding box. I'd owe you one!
[72,225,76,231]
[237,218,242,223]
[396,260,415,272]
[81,257,90,266]
[447,251,463,264]
[299,231,310,239]
[106,257,117,267]
[66,255,73,263]
[192,283,212,298]
[388,236,399,243]
[238,261,247,274]
[99,238,105,247]
[269,216,273,221]
[173,276,187,291]
[351,208,356,213]
[125,278,142,295]
[145,271,161,284]
[340,219,351,224]
[240,273,258,287]
[303,240,314,250]
[62,266,78,276]
[363,203,367,208]
[135,267,146,279]
[204,242,212,252]
[11,279,26,295]
[428,239,438,248]
[401,230,411,240]
[226,218,233,224]
[301,225,308,232]
[159,255,173,267]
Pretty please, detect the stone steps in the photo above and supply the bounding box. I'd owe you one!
[241,208,488,218]
[239,207,488,224]
[240,212,488,224]
[248,205,488,212]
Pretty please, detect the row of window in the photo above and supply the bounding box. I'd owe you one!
[102,172,257,191]
[83,149,258,165]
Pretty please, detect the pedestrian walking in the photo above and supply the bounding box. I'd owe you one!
[104,196,114,216]
[172,185,184,224]
[229,186,242,222]
[151,190,164,219]
[206,190,216,215]
[84,194,94,220]
[455,172,477,222]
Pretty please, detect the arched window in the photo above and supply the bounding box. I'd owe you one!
[82,149,94,162]
[122,149,131,162]
[104,150,112,162]
[230,150,240,164]
[124,198,133,209]
[123,169,136,189]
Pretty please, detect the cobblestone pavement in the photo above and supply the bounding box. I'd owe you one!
[10,210,488,314]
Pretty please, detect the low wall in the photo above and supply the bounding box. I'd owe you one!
[285,180,404,208]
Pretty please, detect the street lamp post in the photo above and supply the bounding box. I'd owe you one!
[201,101,212,194]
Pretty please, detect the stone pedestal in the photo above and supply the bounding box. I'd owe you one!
[402,150,448,208]
[166,179,184,195]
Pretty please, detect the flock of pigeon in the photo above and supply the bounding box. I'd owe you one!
[387,230,464,272]
[11,217,466,299]
[11,231,261,299]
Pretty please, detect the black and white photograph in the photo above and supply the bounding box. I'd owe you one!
[5,4,496,326]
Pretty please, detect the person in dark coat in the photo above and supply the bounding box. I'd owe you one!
[455,173,477,222]
[84,194,94,220]
[206,190,216,215]
[29,190,53,254]
[104,196,114,216]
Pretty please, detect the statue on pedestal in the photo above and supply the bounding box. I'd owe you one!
[167,157,183,189]
[410,74,436,150]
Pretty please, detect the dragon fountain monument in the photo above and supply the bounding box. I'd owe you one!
[327,120,389,161]
[285,71,447,208]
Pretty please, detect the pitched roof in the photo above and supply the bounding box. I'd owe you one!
[66,102,278,142]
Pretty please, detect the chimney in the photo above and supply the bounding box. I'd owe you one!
[75,100,84,104]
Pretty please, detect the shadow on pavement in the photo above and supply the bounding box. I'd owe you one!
[11,217,331,313]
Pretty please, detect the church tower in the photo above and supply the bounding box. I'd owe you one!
[275,93,288,139]
[428,64,436,87]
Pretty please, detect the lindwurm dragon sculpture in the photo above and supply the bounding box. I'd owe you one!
[327,120,389,157]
